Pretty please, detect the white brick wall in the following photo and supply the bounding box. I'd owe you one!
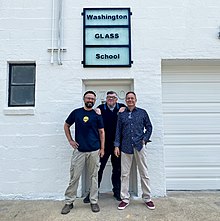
[1,0,220,199]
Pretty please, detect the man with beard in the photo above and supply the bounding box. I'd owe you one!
[61,91,105,214]
[83,91,125,203]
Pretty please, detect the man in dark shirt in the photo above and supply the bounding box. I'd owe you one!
[84,91,125,202]
[114,91,155,210]
[61,91,105,214]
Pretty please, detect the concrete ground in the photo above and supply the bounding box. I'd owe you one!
[0,191,220,221]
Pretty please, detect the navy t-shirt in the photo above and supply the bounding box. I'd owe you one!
[65,107,104,152]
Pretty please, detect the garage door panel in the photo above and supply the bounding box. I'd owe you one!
[166,168,220,178]
[165,146,220,166]
[166,179,220,190]
[163,82,220,92]
[164,134,220,145]
[163,103,220,113]
[163,95,220,103]
[164,114,220,134]
[163,83,220,102]
[162,73,220,83]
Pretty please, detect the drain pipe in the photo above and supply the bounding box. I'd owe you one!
[57,0,63,65]
[50,0,55,64]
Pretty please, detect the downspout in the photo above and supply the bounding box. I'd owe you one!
[50,0,55,64]
[57,0,63,65]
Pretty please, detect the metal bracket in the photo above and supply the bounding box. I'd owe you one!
[47,48,67,52]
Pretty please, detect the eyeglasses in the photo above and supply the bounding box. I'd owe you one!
[106,96,117,99]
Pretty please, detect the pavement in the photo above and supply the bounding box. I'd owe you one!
[0,191,220,221]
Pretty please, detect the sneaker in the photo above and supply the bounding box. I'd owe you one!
[113,193,121,201]
[61,203,73,214]
[145,201,155,210]
[83,193,90,203]
[90,203,100,212]
[118,201,129,210]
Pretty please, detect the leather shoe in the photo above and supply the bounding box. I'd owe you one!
[61,203,73,214]
[90,203,100,212]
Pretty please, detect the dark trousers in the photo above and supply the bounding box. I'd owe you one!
[98,148,121,195]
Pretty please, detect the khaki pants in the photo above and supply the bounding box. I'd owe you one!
[121,146,151,203]
[64,149,100,204]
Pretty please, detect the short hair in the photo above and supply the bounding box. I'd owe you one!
[83,90,96,98]
[126,91,136,98]
[107,91,117,96]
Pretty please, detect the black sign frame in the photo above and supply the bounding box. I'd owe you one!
[82,8,132,68]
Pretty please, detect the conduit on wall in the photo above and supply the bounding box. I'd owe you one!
[48,0,66,65]
[50,0,55,64]
[57,0,63,65]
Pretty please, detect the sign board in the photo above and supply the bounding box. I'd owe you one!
[82,8,132,67]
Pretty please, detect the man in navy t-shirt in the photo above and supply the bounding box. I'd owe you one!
[61,91,105,214]
[83,91,125,203]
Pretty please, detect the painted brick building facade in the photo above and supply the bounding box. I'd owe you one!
[1,0,220,199]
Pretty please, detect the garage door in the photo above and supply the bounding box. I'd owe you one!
[162,61,220,190]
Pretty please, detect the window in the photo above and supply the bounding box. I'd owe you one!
[8,63,36,107]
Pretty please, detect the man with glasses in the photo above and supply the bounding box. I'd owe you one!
[114,91,155,210]
[83,91,125,203]
[61,91,105,214]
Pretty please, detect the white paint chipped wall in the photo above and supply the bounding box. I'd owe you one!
[1,0,220,199]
